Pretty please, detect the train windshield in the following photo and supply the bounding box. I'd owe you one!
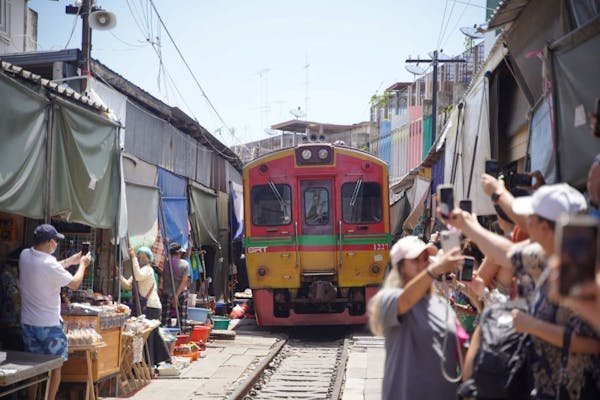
[304,188,329,225]
[251,184,292,226]
[341,182,382,223]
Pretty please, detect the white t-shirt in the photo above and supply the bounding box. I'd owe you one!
[19,247,74,327]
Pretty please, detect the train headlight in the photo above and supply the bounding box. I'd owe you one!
[370,264,381,274]
[301,149,312,160]
[257,267,267,277]
[318,148,329,159]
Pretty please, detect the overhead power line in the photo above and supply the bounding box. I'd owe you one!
[147,0,244,148]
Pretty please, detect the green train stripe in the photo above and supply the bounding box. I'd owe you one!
[245,234,391,247]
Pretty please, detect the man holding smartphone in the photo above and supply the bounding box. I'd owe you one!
[19,224,91,400]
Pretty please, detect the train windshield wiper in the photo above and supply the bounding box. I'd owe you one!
[349,178,363,207]
[268,179,289,220]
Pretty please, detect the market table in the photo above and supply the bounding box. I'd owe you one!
[0,350,64,399]
[68,343,106,400]
[119,327,153,396]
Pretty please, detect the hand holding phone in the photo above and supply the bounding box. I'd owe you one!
[437,184,454,219]
[440,230,461,253]
[459,257,475,281]
[556,215,599,297]
[81,242,90,256]
[485,160,499,178]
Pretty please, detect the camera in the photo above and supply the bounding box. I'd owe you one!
[508,172,533,188]
[485,160,499,178]
[81,242,90,256]
[459,257,475,281]
[437,184,454,219]
[556,215,599,297]
[459,199,472,213]
[440,230,461,253]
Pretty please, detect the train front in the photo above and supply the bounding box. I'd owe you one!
[243,143,390,326]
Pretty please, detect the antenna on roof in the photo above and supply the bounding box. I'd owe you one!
[289,106,306,119]
[460,25,485,39]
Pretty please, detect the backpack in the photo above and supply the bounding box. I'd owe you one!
[471,303,532,399]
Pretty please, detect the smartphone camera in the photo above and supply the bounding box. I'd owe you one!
[556,215,599,297]
[459,257,475,282]
[81,242,90,256]
[485,160,499,178]
[459,199,472,214]
[440,230,461,253]
[437,184,454,219]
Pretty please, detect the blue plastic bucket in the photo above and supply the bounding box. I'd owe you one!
[188,307,210,323]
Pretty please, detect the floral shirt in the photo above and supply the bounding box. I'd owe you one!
[510,243,600,399]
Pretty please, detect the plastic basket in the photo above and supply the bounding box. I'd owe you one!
[190,325,211,343]
[212,316,230,330]
[188,307,210,323]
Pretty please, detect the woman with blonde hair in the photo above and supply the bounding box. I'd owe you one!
[368,235,464,400]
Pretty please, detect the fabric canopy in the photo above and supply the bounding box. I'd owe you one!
[189,181,219,248]
[123,154,159,248]
[230,181,243,240]
[0,74,49,218]
[51,97,121,228]
[550,20,600,187]
[157,168,189,249]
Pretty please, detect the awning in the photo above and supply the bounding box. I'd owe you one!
[487,0,530,30]
[157,168,189,249]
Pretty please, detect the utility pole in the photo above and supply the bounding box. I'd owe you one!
[66,0,93,92]
[405,50,465,143]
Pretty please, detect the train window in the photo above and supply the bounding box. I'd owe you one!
[341,182,382,224]
[304,188,329,225]
[251,184,292,226]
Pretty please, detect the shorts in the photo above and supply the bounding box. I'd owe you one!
[22,322,68,361]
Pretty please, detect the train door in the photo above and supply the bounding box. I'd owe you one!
[299,179,336,273]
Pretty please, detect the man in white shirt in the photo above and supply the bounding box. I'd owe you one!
[19,224,91,400]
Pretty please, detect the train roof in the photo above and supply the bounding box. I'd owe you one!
[244,142,387,170]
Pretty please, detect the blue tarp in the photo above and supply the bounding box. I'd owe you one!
[158,168,189,250]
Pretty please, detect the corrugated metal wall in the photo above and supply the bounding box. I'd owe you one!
[124,100,215,188]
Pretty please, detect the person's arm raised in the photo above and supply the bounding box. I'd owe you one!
[444,209,515,269]
[396,248,463,315]
[67,253,91,289]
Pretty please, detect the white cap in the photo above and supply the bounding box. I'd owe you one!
[512,183,587,221]
[390,236,437,266]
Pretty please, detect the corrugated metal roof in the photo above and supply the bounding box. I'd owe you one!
[1,60,110,112]
[487,0,530,29]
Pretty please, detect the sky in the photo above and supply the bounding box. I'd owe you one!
[29,0,488,147]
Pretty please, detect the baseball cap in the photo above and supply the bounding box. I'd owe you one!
[512,183,587,221]
[390,236,437,266]
[33,224,65,243]
[168,242,185,254]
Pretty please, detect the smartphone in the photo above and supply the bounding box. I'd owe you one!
[459,257,475,281]
[437,184,454,219]
[556,215,599,297]
[459,199,472,213]
[81,242,90,255]
[510,172,533,188]
[485,160,499,178]
[440,230,461,253]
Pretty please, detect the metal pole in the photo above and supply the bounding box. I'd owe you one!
[158,192,182,332]
[80,0,92,92]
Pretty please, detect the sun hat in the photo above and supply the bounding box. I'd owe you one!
[390,236,437,266]
[512,183,587,221]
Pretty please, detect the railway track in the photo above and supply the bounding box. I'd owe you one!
[229,336,349,400]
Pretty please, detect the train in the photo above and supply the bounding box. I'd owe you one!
[243,142,391,326]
